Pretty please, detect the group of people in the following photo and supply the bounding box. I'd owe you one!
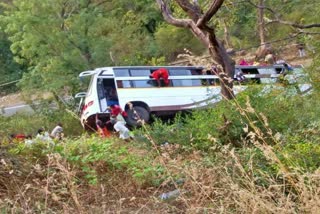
[238,56,293,70]
[95,104,133,141]
[10,123,64,145]
[239,55,276,67]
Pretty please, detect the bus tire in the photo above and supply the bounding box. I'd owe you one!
[126,106,150,127]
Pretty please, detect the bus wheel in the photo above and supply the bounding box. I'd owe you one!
[126,106,150,127]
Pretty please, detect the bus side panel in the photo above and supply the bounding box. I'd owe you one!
[117,87,222,111]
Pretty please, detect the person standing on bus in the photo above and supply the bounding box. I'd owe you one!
[149,68,170,87]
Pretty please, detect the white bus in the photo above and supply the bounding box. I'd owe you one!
[75,65,310,129]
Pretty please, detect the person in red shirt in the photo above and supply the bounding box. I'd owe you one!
[10,133,26,143]
[108,104,128,118]
[149,68,170,86]
[239,59,249,66]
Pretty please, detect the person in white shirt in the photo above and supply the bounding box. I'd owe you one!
[24,135,34,146]
[35,128,54,146]
[110,115,133,141]
[51,123,64,140]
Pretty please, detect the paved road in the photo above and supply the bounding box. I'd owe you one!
[1,104,34,117]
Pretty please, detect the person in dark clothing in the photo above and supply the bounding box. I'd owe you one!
[95,114,111,138]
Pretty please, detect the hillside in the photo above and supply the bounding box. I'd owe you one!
[1,88,320,212]
[0,45,314,109]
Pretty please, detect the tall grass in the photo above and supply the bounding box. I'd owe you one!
[1,85,320,213]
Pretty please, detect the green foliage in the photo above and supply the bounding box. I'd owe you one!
[9,135,166,186]
[1,1,320,212]
[0,0,319,97]
[278,142,320,172]
[65,136,165,186]
[155,25,205,61]
[226,1,258,49]
[137,84,320,152]
[0,108,82,141]
[0,32,24,94]
[0,0,166,94]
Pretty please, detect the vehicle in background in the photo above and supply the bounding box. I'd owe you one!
[75,65,311,130]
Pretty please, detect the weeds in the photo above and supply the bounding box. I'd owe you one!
[1,86,320,212]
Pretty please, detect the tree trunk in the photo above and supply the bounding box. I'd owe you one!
[258,0,266,45]
[156,0,234,99]
[207,31,234,100]
[188,23,235,99]
[256,0,267,59]
[223,20,231,49]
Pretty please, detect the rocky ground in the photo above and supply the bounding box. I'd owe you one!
[0,93,25,108]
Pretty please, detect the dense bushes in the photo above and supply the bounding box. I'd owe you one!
[138,85,320,171]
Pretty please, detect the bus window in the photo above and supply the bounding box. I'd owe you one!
[172,79,202,87]
[132,80,157,88]
[241,68,261,84]
[168,69,202,87]
[191,69,202,75]
[275,67,283,74]
[201,78,219,86]
[117,80,131,88]
[114,69,130,77]
[257,68,277,84]
[86,76,94,96]
[130,69,151,76]
[169,69,191,76]
[130,69,155,88]
[97,78,105,98]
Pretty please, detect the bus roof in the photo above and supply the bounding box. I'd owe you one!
[78,64,302,78]
[79,66,204,77]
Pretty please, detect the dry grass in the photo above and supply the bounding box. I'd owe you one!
[1,95,320,213]
[1,133,320,213]
[0,51,318,213]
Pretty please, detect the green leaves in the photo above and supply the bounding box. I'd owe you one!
[0,0,169,94]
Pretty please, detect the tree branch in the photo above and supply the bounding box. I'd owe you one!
[269,19,320,29]
[155,0,191,28]
[175,0,202,22]
[247,0,320,29]
[246,0,280,19]
[196,0,225,28]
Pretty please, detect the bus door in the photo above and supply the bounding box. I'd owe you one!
[97,78,119,112]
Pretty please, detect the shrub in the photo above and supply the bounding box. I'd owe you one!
[0,109,83,142]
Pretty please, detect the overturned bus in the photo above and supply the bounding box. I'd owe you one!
[75,65,311,130]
